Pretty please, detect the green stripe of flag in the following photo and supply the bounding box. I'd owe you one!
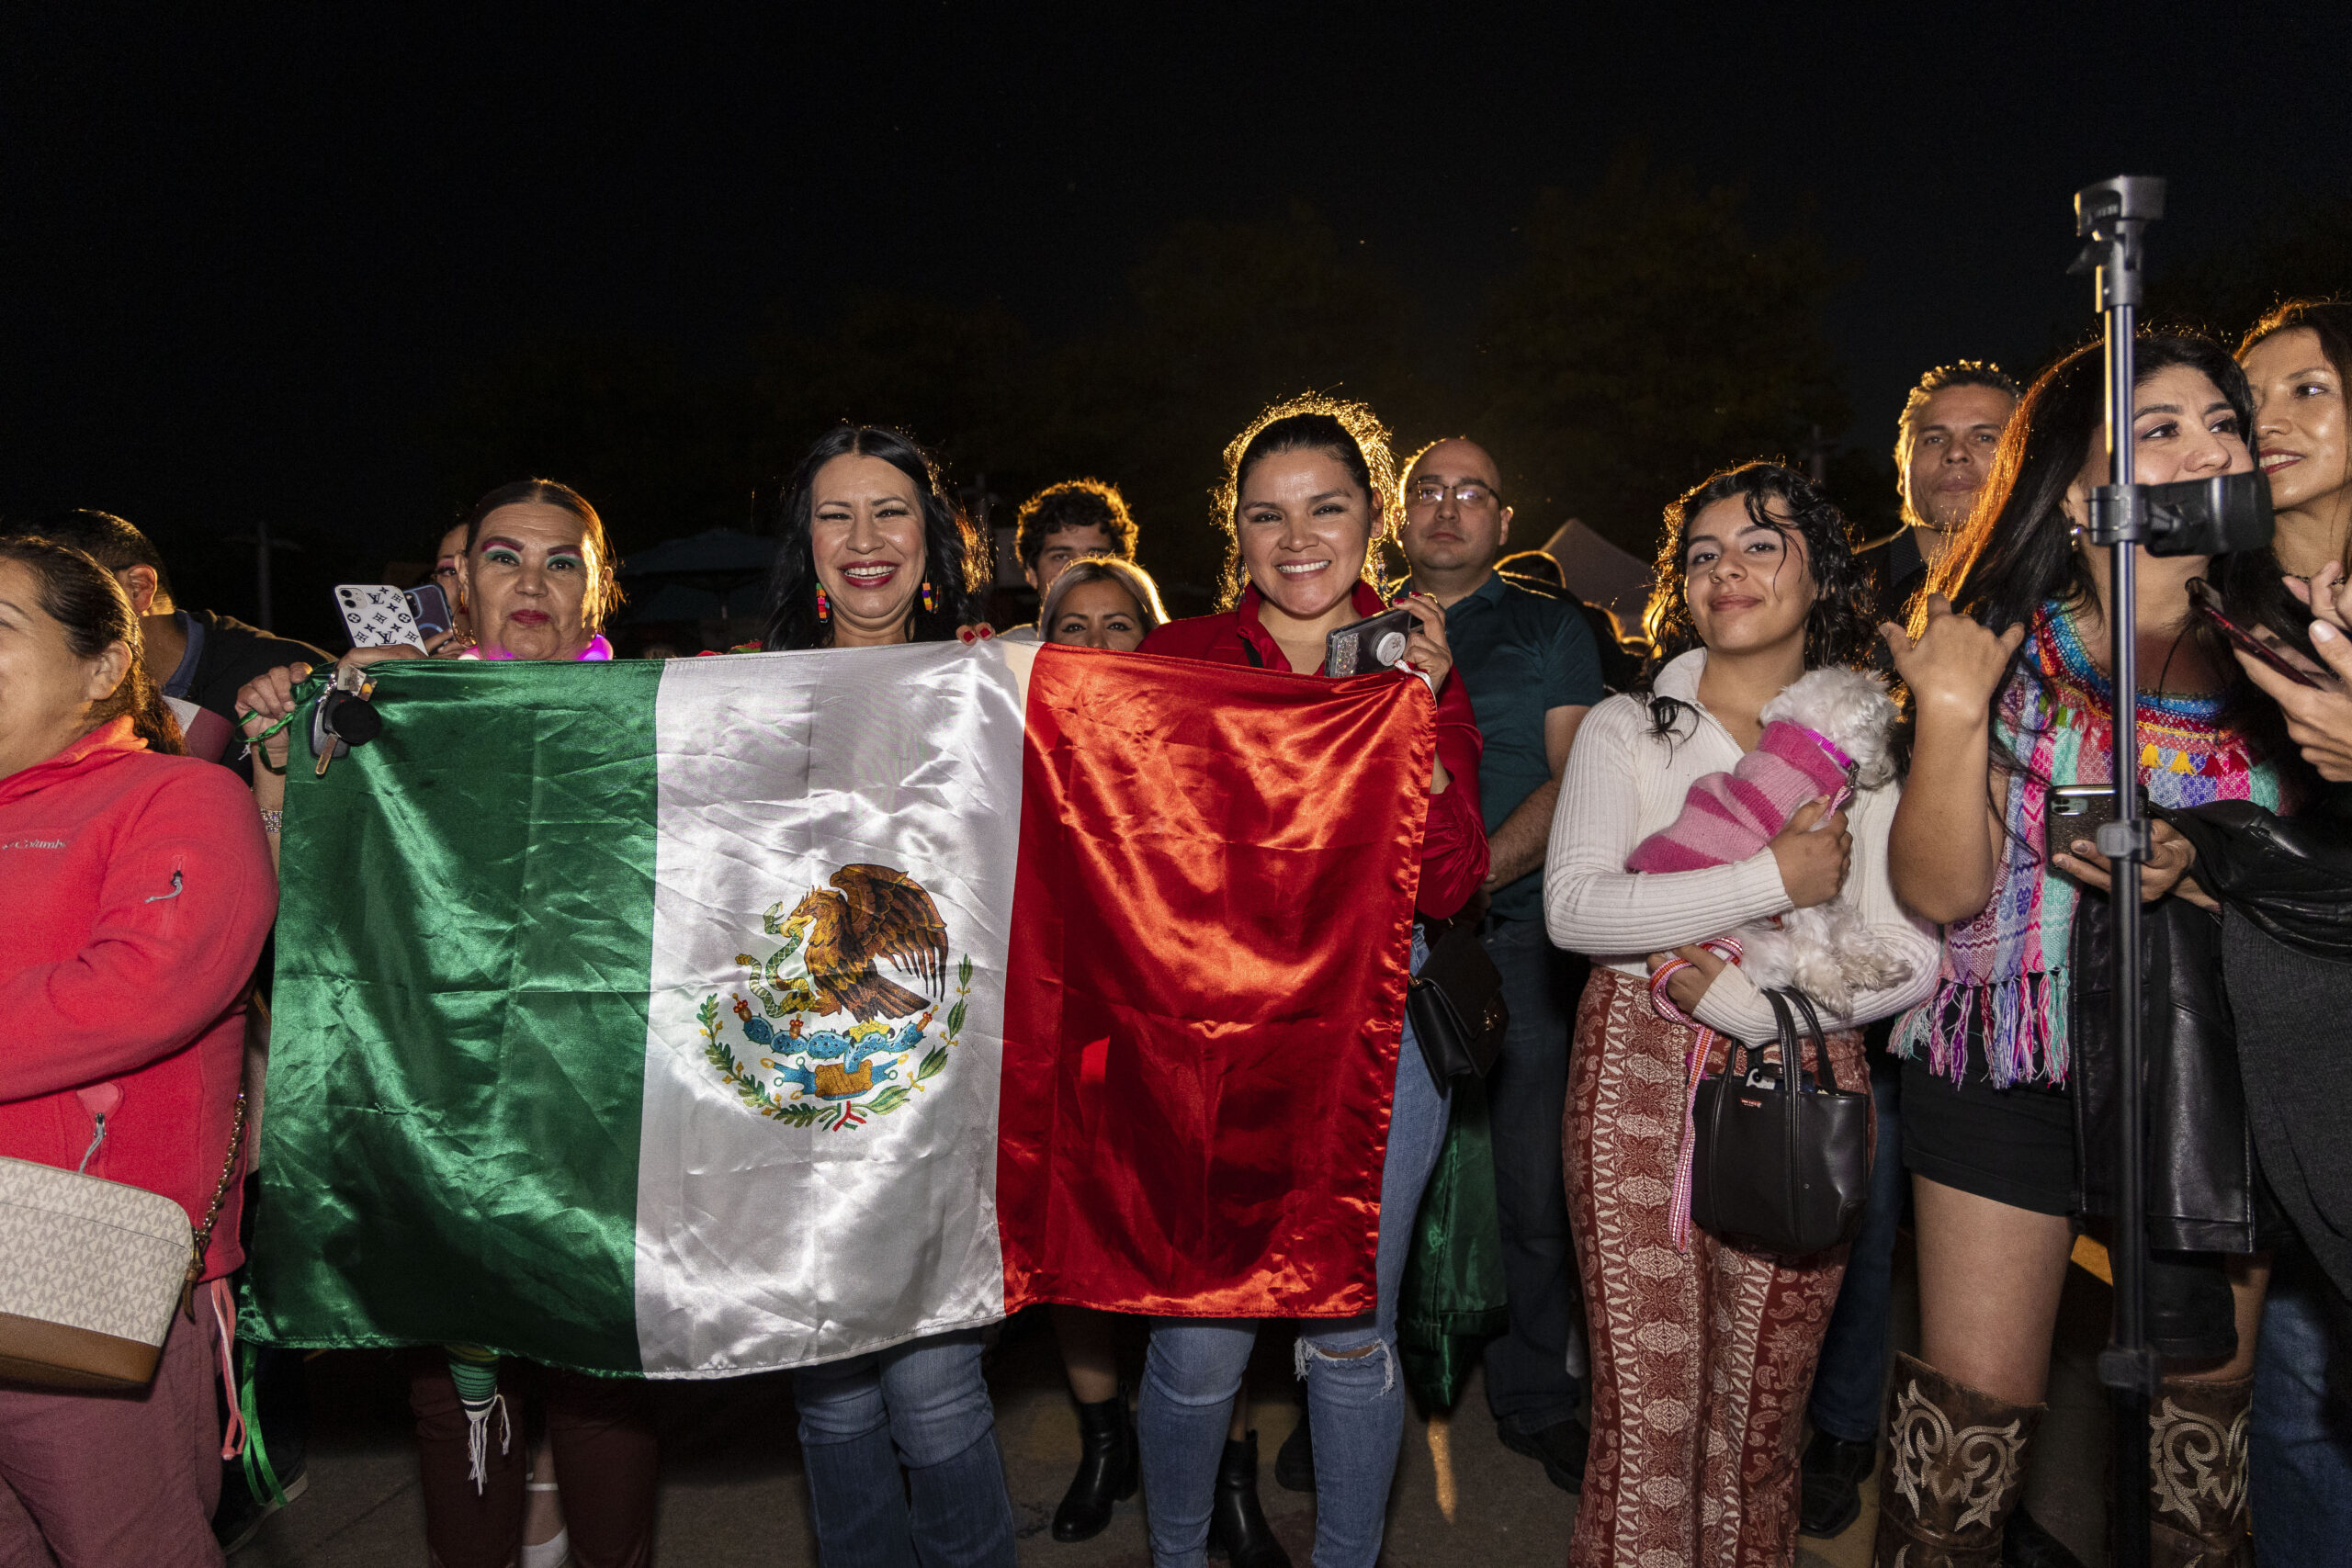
[247,660,662,1372]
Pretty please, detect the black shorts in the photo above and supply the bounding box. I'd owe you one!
[1900,1049,2075,1216]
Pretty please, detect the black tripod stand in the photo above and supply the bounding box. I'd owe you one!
[2070,172,2165,1568]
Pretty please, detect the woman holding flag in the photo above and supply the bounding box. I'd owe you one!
[235,479,658,1568]
[1134,396,1488,1568]
[756,423,1019,1568]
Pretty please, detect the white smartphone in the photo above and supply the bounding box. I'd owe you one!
[334,584,424,650]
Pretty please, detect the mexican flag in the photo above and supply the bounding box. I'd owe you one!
[244,640,1435,1377]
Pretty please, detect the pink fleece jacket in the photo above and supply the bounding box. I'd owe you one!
[0,718,277,1280]
[1623,719,1850,874]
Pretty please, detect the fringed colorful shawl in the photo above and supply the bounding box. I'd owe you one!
[1894,605,2283,1087]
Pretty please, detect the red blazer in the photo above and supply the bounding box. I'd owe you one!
[1141,581,1488,919]
[0,718,277,1280]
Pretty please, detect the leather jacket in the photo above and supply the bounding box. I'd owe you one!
[2069,890,2255,1256]
[2169,799,2352,961]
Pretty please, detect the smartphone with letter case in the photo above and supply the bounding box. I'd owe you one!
[334,584,425,650]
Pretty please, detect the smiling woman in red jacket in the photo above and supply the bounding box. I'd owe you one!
[1129,397,1487,1568]
[0,536,276,1568]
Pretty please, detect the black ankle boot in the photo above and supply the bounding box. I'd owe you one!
[1208,1430,1290,1567]
[1051,1394,1137,1543]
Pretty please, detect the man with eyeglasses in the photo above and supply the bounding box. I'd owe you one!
[1397,436,1603,1491]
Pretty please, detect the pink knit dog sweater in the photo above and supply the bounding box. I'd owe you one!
[1623,720,1853,874]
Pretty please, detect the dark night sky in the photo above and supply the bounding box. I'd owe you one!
[6,4,2350,624]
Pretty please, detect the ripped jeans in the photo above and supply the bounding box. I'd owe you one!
[1136,933,1448,1568]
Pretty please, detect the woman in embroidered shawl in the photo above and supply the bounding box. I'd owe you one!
[1879,333,2291,1564]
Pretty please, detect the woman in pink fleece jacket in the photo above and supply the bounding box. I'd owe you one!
[0,536,276,1568]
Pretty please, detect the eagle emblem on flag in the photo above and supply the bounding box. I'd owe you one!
[696,864,973,1131]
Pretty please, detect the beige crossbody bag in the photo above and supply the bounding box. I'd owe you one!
[0,1090,247,1390]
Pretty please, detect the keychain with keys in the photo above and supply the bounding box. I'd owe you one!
[310,665,383,777]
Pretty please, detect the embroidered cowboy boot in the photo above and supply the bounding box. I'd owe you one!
[2148,1374,2253,1567]
[1871,1353,2040,1568]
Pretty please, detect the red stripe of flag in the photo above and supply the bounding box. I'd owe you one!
[998,645,1433,1319]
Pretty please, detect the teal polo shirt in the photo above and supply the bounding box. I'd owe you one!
[1433,573,1605,921]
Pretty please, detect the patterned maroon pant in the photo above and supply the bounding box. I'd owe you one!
[1565,967,1868,1567]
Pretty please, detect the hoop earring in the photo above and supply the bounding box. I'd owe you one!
[814,585,830,622]
[921,580,938,615]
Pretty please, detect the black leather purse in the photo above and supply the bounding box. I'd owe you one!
[1689,990,1872,1257]
[1405,921,1509,1097]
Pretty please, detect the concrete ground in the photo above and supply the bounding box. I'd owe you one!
[233,1239,2114,1566]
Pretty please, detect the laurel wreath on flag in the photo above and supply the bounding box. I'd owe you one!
[698,952,972,1130]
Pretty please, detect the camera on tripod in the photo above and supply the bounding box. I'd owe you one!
[2070,175,2278,563]
[2124,471,2275,558]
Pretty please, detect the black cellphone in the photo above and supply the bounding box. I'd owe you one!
[404,582,455,641]
[2188,577,2332,691]
[2044,784,2141,864]
[1325,604,1416,676]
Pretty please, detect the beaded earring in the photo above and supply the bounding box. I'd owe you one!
[921,580,938,615]
[815,585,830,621]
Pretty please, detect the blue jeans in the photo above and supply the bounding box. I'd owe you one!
[1806,1048,1904,1443]
[1477,917,1584,1435]
[792,1327,1015,1568]
[1137,937,1449,1568]
[2252,1249,2352,1566]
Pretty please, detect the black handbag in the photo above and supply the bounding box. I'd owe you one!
[1688,989,1872,1257]
[1405,920,1509,1097]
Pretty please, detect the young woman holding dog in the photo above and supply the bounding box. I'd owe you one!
[1544,462,1939,1566]
[1879,333,2291,1565]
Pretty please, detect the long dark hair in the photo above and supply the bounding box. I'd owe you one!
[1925,332,2302,701]
[459,479,623,629]
[1634,462,1874,736]
[757,425,985,650]
[1213,395,1399,610]
[0,536,184,755]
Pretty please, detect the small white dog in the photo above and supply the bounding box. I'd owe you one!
[1736,668,1914,1014]
[1625,666,1914,1017]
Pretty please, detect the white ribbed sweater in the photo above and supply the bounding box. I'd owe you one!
[1542,649,1941,1043]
